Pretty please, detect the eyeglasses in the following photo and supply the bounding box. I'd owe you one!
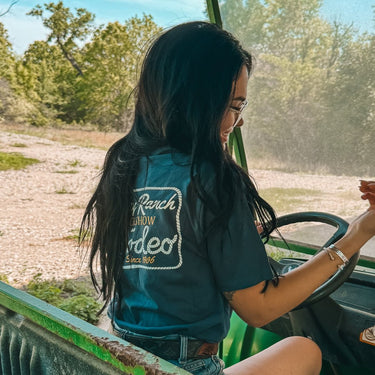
[229,99,248,127]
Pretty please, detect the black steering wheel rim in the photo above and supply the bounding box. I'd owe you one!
[264,211,359,309]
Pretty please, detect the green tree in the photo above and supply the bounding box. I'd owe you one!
[0,22,15,82]
[321,32,375,175]
[27,1,94,76]
[223,0,335,166]
[221,0,374,175]
[18,40,78,125]
[79,15,161,130]
[220,0,268,50]
[0,22,22,123]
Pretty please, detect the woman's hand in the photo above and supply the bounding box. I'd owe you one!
[255,221,263,234]
[359,180,375,209]
[336,181,375,259]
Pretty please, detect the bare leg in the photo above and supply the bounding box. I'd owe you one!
[224,336,322,375]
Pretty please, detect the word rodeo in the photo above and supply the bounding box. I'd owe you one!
[128,225,178,255]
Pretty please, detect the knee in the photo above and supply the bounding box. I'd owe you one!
[280,336,322,375]
[286,336,322,374]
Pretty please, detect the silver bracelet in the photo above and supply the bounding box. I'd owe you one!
[328,244,349,264]
[324,244,349,271]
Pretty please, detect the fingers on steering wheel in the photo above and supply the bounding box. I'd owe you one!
[360,192,375,206]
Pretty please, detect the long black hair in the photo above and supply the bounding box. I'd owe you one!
[80,21,277,311]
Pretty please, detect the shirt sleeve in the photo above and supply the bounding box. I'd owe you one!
[205,188,273,292]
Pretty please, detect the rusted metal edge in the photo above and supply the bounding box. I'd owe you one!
[0,281,189,374]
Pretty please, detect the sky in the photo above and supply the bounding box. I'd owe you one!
[0,0,374,55]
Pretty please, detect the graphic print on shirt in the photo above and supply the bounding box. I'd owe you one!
[123,186,183,270]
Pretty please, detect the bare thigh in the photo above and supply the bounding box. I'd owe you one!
[224,336,322,375]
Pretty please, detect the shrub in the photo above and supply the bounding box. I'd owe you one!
[58,295,101,324]
[26,274,101,324]
[26,274,62,304]
[0,78,39,125]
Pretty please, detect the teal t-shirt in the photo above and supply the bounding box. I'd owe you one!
[114,149,273,342]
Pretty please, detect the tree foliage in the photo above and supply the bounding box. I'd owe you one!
[0,22,28,123]
[28,1,95,76]
[0,22,15,81]
[2,1,374,175]
[19,40,76,125]
[10,2,161,129]
[221,0,375,175]
[80,15,161,130]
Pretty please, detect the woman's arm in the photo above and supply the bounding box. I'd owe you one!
[225,204,375,328]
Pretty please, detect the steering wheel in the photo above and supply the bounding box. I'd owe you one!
[264,212,359,309]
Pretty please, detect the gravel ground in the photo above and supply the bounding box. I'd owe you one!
[0,131,105,286]
[0,130,374,287]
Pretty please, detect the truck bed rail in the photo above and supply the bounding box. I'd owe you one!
[0,281,188,375]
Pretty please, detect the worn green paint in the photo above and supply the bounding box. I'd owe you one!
[0,285,141,374]
[0,281,189,374]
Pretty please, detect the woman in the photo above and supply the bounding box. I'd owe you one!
[81,22,375,375]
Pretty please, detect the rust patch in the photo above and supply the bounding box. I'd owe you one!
[90,335,178,375]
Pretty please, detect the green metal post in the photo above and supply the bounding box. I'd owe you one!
[206,0,222,28]
[206,0,249,173]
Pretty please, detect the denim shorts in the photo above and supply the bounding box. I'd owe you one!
[111,322,225,375]
[168,356,225,375]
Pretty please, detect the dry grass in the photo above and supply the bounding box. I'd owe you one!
[0,123,124,150]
